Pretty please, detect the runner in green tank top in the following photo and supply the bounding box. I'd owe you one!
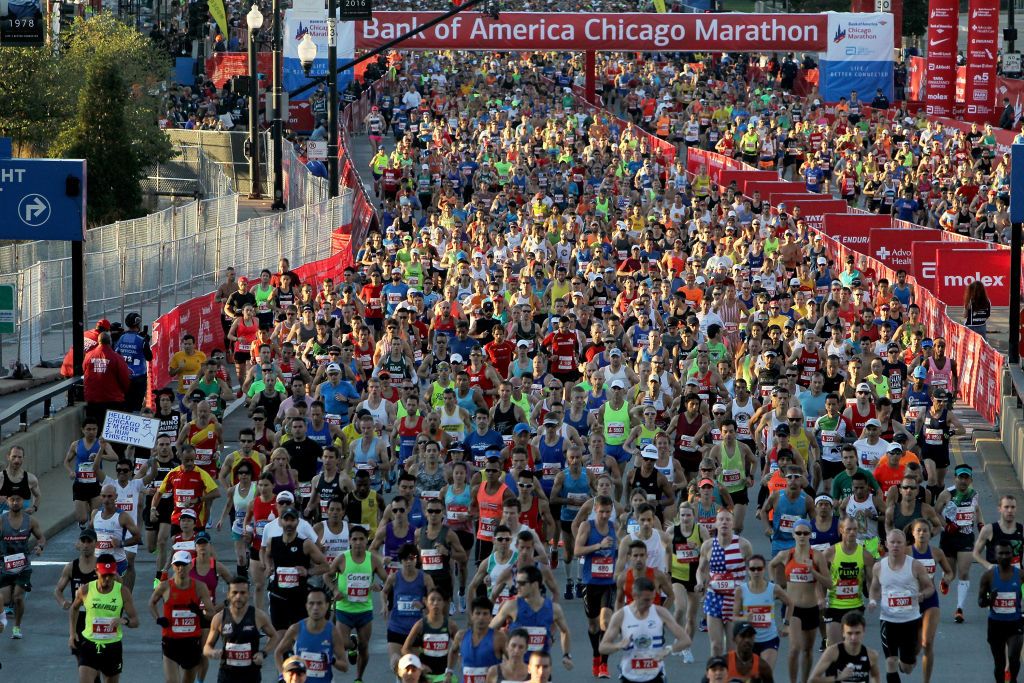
[708,421,757,534]
[330,527,389,681]
[822,518,875,646]
[70,556,139,681]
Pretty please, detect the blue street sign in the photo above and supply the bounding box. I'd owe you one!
[0,158,86,241]
[1013,144,1024,224]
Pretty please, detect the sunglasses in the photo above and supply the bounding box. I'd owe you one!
[793,531,811,537]
[116,468,131,474]
[426,509,444,515]
[496,536,512,542]
[392,508,407,514]
[748,566,765,571]
[485,469,500,474]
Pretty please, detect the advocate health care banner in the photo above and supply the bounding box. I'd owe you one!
[284,11,355,100]
[818,13,894,104]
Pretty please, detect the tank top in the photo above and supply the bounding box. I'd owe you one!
[731,397,755,440]
[295,618,336,681]
[388,569,426,634]
[878,556,920,623]
[92,509,127,564]
[335,550,373,613]
[581,521,616,585]
[461,628,500,683]
[306,420,333,449]
[476,483,508,541]
[773,492,808,543]
[740,580,779,642]
[418,526,451,578]
[249,497,276,551]
[0,470,31,501]
[708,536,746,595]
[559,469,590,521]
[827,644,872,682]
[989,567,1023,622]
[419,617,452,676]
[810,517,841,553]
[440,405,467,441]
[383,522,416,569]
[230,483,255,535]
[486,550,518,610]
[829,542,866,609]
[631,529,668,573]
[74,438,101,483]
[671,524,701,581]
[83,580,124,645]
[988,522,1024,566]
[508,597,553,652]
[892,498,923,536]
[726,651,763,682]
[926,356,953,393]
[314,472,344,519]
[416,464,448,499]
[784,548,817,585]
[190,557,219,604]
[538,436,565,494]
[618,604,665,681]
[718,440,747,493]
[235,317,260,352]
[603,401,629,446]
[162,578,201,639]
[269,533,311,596]
[219,605,262,671]
[0,512,32,576]
[445,484,472,532]
[320,521,349,566]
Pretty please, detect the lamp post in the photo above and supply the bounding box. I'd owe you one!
[270,0,285,209]
[295,23,338,199]
[246,3,263,200]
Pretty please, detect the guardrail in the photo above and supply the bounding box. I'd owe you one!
[0,377,82,441]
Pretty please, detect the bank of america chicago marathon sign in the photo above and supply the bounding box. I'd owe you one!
[355,12,829,52]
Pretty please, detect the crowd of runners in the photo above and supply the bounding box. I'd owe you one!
[0,38,1021,683]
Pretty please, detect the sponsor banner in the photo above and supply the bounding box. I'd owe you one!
[785,199,849,231]
[687,149,745,186]
[972,338,1004,424]
[868,227,936,270]
[909,240,994,289]
[924,0,959,116]
[935,246,1011,306]
[284,11,355,100]
[356,12,829,52]
[821,213,890,247]
[148,292,226,397]
[964,0,1000,122]
[102,411,161,449]
[718,169,777,192]
[742,180,806,198]
[819,13,894,102]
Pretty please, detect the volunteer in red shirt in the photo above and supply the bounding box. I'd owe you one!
[61,318,109,378]
[542,315,582,387]
[152,445,221,530]
[83,331,132,423]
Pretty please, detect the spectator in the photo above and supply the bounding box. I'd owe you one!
[83,331,131,423]
[964,280,992,339]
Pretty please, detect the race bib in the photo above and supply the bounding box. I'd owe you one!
[3,553,26,573]
[174,488,195,509]
[447,504,469,522]
[779,515,800,533]
[421,549,443,571]
[835,579,859,598]
[423,632,450,655]
[524,626,547,651]
[747,605,773,628]
[994,591,1018,615]
[171,609,198,634]
[720,469,741,485]
[674,544,698,563]
[346,573,371,602]
[96,533,115,552]
[277,566,300,588]
[299,482,313,498]
[464,666,489,683]
[788,567,814,583]
[607,422,625,436]
[591,556,614,578]
[709,573,736,593]
[629,658,659,672]
[77,461,96,483]
[924,428,943,446]
[300,650,329,678]
[90,617,118,641]
[885,589,914,612]
[225,642,252,666]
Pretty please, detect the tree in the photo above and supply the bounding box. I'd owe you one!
[54,61,144,225]
[902,0,928,39]
[0,48,69,156]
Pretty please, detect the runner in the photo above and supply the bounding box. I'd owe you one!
[261,505,328,630]
[0,489,45,638]
[91,483,143,589]
[63,418,118,529]
[274,587,350,680]
[330,524,389,682]
[489,566,573,669]
[735,554,792,669]
[484,628,530,683]
[978,540,1024,683]
[708,419,758,534]
[449,596,504,683]
[973,494,1024,570]
[573,494,618,678]
[402,589,459,683]
[697,509,754,656]
[599,576,691,683]
[823,518,876,648]
[203,576,280,683]
[383,544,433,672]
[935,463,983,623]
[668,500,705,662]
[54,528,98,654]
[908,518,953,683]
[808,611,881,683]
[68,553,140,683]
[150,550,215,683]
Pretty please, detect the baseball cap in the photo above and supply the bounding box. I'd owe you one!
[172,550,193,565]
[179,508,198,519]
[96,557,119,575]
[80,528,98,542]
[856,382,872,393]
[399,654,424,672]
[865,418,882,428]
[280,507,300,519]
[326,362,342,373]
[516,340,530,348]
[608,347,623,357]
[888,442,904,453]
[513,423,532,435]
[543,416,559,427]
[96,318,112,331]
[195,531,211,544]
[610,380,626,389]
[733,621,757,637]
[276,491,295,503]
[816,256,827,265]
[707,655,728,670]
[698,478,715,488]
[775,423,790,436]
[640,445,659,459]
[922,338,934,348]
[913,366,928,379]
[282,656,307,673]
[450,353,464,364]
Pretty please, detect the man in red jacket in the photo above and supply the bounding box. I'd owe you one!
[83,332,131,424]
[60,318,110,378]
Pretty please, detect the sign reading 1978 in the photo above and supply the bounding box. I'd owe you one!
[338,0,371,21]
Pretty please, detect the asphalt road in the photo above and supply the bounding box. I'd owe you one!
[0,427,1006,683]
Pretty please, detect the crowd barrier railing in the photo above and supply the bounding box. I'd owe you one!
[686,147,1005,426]
[146,84,381,399]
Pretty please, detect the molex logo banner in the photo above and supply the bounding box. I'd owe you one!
[934,245,1010,306]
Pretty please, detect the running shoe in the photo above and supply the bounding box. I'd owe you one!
[955,608,964,623]
[563,581,574,601]
[597,662,610,678]
[592,657,600,678]
[680,649,694,664]
[459,593,467,613]
[10,626,21,640]
[575,581,585,599]
[348,634,359,665]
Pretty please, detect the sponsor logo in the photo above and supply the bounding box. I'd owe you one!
[929,37,950,46]
[943,272,1005,287]
[876,246,891,260]
[834,26,847,43]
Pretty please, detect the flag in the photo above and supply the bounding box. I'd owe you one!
[652,0,667,11]
[209,0,230,40]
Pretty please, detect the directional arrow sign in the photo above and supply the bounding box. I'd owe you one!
[0,158,85,241]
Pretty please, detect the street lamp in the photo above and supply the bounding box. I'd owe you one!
[246,3,263,200]
[295,17,338,198]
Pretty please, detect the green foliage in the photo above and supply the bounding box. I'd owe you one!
[55,61,144,225]
[903,0,928,37]
[0,13,173,224]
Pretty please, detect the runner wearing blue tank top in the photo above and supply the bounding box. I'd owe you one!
[979,540,1024,683]
[573,494,617,678]
[63,418,118,529]
[274,587,348,680]
[450,597,505,683]
[489,565,573,669]
[550,448,594,600]
[383,544,431,671]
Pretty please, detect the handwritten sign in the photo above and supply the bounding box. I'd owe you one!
[102,410,160,449]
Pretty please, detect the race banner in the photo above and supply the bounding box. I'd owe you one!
[934,246,1011,306]
[909,240,994,290]
[742,180,806,198]
[964,0,1000,122]
[818,13,894,103]
[787,199,850,231]
[356,12,829,52]
[719,169,777,192]
[924,0,959,116]
[284,10,355,100]
[820,213,890,248]
[868,227,936,271]
[686,148,744,185]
